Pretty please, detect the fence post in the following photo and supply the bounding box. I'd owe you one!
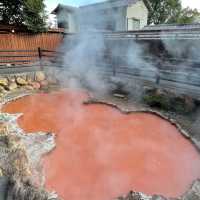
[156,72,160,85]
[113,56,117,77]
[113,65,116,76]
[155,60,161,85]
[38,47,43,70]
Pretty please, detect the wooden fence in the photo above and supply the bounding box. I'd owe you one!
[0,32,64,51]
[0,47,200,98]
[0,48,62,74]
[0,32,64,65]
[0,48,61,65]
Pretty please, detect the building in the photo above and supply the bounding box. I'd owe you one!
[51,4,78,33]
[51,0,151,33]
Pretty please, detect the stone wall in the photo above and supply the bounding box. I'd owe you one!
[0,70,59,101]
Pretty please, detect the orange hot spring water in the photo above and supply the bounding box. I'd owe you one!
[3,90,200,200]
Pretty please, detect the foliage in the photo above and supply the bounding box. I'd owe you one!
[23,0,47,33]
[175,7,200,24]
[143,94,171,110]
[0,0,47,33]
[148,0,200,25]
[0,0,24,25]
[143,90,196,114]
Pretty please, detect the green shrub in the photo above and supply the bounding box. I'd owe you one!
[143,94,171,110]
[143,92,196,114]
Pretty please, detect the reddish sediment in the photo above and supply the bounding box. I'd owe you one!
[2,90,200,200]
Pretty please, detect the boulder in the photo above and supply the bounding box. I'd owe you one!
[20,75,27,80]
[0,78,8,87]
[35,71,46,82]
[31,82,41,90]
[0,86,6,93]
[16,77,28,86]
[8,83,18,91]
[24,85,34,90]
[27,78,33,84]
[40,80,49,87]
[7,77,16,83]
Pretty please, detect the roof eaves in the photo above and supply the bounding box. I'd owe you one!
[79,0,152,11]
[80,0,138,10]
[51,4,77,14]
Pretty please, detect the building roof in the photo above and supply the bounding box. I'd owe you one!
[51,4,77,14]
[80,0,152,11]
[51,0,152,14]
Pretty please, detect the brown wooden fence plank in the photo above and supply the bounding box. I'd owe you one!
[0,33,63,50]
[0,32,64,63]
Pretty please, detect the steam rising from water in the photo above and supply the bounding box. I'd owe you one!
[161,38,200,88]
[57,6,157,95]
[62,32,108,93]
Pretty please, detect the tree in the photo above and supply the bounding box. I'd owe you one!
[148,0,182,24]
[0,0,24,25]
[148,0,200,25]
[175,7,200,24]
[0,0,47,33]
[23,0,47,33]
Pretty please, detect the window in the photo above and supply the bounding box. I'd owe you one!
[127,18,140,30]
[58,21,69,29]
[57,12,69,29]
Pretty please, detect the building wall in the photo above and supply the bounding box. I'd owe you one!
[126,0,148,30]
[57,11,68,29]
[54,0,148,32]
[68,13,77,33]
[78,6,127,31]
[78,0,148,31]
[57,11,77,33]
[115,7,127,31]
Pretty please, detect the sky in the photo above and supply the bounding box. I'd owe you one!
[45,0,200,13]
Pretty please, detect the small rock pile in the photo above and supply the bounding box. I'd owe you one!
[0,71,58,98]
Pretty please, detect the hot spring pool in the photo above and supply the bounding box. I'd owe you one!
[3,89,200,200]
